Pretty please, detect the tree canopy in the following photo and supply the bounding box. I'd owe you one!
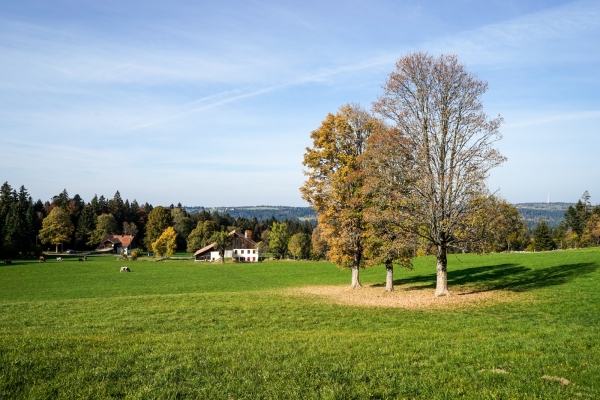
[371,53,505,296]
[152,227,178,258]
[39,207,74,253]
[301,104,379,287]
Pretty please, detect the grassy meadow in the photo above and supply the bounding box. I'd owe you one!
[1,250,599,399]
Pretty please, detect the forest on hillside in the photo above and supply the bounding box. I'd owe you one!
[185,206,316,222]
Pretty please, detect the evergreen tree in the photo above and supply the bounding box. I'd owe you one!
[108,191,126,230]
[75,205,96,249]
[26,204,40,247]
[533,220,555,251]
[130,199,140,222]
[51,189,70,209]
[123,199,132,223]
[3,186,30,254]
[0,183,15,232]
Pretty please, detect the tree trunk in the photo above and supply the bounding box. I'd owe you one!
[55,244,59,253]
[220,251,224,264]
[434,245,451,297]
[351,252,362,288]
[385,260,394,292]
[351,266,361,288]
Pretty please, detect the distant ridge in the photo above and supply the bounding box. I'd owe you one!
[184,203,572,227]
[184,205,317,222]
[512,202,573,228]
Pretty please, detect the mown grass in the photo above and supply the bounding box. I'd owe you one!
[1,250,599,399]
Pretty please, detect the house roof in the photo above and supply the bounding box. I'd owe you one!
[230,230,257,246]
[98,235,135,248]
[114,235,135,247]
[194,243,216,256]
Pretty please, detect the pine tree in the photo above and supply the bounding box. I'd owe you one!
[108,191,126,230]
[3,186,30,254]
[75,206,96,249]
[51,189,70,209]
[533,220,555,251]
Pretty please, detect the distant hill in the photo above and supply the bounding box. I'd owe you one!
[184,202,571,228]
[184,206,317,222]
[513,202,572,228]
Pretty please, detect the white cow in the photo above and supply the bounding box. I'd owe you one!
[120,266,130,272]
[56,257,63,262]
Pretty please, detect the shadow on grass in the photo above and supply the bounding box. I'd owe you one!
[383,262,598,293]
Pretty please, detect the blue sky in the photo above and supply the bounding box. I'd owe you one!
[1,0,599,206]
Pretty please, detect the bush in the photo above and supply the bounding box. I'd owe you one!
[130,249,141,261]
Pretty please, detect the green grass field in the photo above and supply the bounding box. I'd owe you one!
[1,250,599,399]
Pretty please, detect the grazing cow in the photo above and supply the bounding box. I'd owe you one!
[3,260,12,265]
[83,256,87,261]
[39,256,45,263]
[120,266,130,272]
[56,257,63,262]
[78,258,83,262]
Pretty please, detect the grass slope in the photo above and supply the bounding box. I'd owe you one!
[1,250,599,399]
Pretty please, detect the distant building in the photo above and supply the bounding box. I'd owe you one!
[96,235,137,254]
[194,230,259,262]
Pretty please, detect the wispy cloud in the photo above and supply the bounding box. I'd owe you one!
[119,55,396,131]
[427,0,600,66]
[504,110,600,128]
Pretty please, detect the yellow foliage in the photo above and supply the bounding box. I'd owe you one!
[152,226,178,258]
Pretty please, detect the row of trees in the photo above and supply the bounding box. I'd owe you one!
[301,53,508,295]
[0,183,316,258]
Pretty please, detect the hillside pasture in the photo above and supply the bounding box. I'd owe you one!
[1,250,599,398]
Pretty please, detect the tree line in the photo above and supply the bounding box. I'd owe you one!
[0,183,314,258]
[528,191,600,251]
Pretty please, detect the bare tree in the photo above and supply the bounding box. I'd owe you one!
[372,53,505,296]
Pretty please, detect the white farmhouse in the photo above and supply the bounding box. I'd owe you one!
[194,230,259,262]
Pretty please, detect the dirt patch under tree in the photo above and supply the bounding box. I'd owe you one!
[289,285,522,309]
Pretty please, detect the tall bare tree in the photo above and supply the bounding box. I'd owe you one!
[372,53,505,296]
[301,104,379,287]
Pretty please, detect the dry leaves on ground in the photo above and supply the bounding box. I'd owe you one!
[289,285,521,309]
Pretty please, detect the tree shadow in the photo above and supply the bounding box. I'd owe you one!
[383,262,598,293]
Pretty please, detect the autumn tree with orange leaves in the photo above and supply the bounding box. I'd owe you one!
[301,104,379,288]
